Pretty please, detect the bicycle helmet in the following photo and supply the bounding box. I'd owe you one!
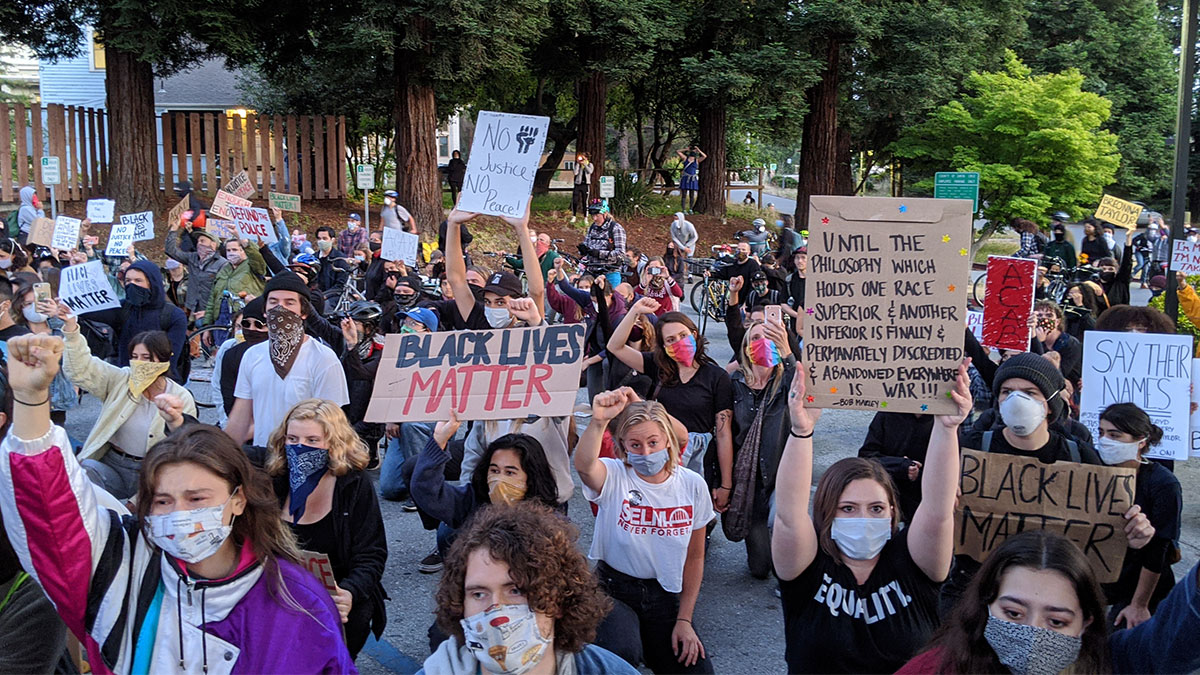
[291,252,321,272]
[586,199,609,215]
[384,190,399,199]
[752,218,766,230]
[346,300,383,323]
[1051,211,1071,223]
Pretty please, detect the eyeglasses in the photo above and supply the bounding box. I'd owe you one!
[241,319,266,330]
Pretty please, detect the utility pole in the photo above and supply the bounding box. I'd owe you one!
[1166,0,1198,325]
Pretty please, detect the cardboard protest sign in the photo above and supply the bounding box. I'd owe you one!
[106,220,135,256]
[167,194,191,228]
[207,219,237,240]
[458,111,549,217]
[299,550,339,594]
[51,215,82,250]
[803,196,973,414]
[225,204,278,244]
[955,450,1136,583]
[86,198,115,223]
[120,211,155,242]
[381,228,419,266]
[210,190,251,219]
[1191,359,1200,458]
[981,256,1036,351]
[365,324,586,423]
[27,217,55,247]
[60,260,120,313]
[1172,239,1200,276]
[1094,194,1141,230]
[965,310,984,342]
[269,191,301,212]
[1081,331,1192,461]
[223,170,255,199]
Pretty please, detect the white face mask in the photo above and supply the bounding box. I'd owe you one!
[1096,436,1144,465]
[22,304,47,324]
[460,604,552,675]
[347,221,358,230]
[0,258,12,270]
[484,306,512,328]
[830,517,892,560]
[999,390,1050,437]
[145,490,237,563]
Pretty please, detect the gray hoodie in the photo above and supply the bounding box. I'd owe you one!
[670,212,698,255]
[18,186,44,234]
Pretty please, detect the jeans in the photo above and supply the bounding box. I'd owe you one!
[81,450,142,501]
[1134,250,1148,281]
[594,562,714,674]
[378,422,435,501]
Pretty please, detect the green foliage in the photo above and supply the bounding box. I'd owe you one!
[611,172,665,218]
[892,51,1120,238]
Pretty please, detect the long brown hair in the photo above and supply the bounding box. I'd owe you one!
[811,457,899,565]
[927,530,1110,674]
[737,319,784,399]
[651,311,713,385]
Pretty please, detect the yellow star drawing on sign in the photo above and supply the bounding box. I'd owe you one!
[941,235,951,243]
[959,248,968,256]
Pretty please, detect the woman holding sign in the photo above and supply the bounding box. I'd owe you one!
[771,360,972,673]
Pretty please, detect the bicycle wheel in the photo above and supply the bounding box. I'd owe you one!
[970,272,988,308]
[186,324,232,409]
[705,282,728,322]
[690,280,707,314]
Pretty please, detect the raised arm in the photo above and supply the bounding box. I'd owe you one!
[771,370,822,581]
[445,209,478,324]
[411,416,477,528]
[606,297,659,372]
[504,200,543,321]
[55,301,122,401]
[575,388,637,493]
[908,359,972,582]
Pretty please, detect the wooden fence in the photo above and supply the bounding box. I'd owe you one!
[2,103,348,204]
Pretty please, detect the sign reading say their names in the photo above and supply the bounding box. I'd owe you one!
[955,450,1136,583]
[381,228,419,266]
[223,170,256,199]
[210,190,251,219]
[268,191,301,212]
[458,110,549,217]
[365,324,586,423]
[60,260,120,313]
[86,198,115,223]
[106,220,135,256]
[1171,239,1200,276]
[1094,194,1141,230]
[51,215,82,250]
[1081,331,1192,461]
[981,256,1037,352]
[803,196,973,415]
[120,211,155,242]
[226,204,278,244]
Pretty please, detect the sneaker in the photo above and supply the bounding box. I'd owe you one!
[401,498,418,512]
[419,549,443,574]
[570,215,577,224]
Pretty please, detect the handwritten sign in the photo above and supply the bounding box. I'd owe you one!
[210,189,251,219]
[60,260,120,313]
[269,191,301,212]
[803,196,973,414]
[1172,239,1200,276]
[981,256,1036,351]
[207,219,236,239]
[120,211,155,242]
[51,216,82,250]
[225,205,277,244]
[1191,359,1200,458]
[167,194,191,228]
[381,228,419,266]
[1094,194,1141,230]
[459,111,549,217]
[956,450,1136,583]
[86,198,115,223]
[299,550,338,594]
[365,324,586,423]
[966,310,984,342]
[223,170,255,199]
[27,217,55,247]
[105,220,135,256]
[1081,331,1192,461]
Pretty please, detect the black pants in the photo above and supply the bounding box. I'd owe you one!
[593,562,714,674]
[572,183,590,215]
[449,182,461,205]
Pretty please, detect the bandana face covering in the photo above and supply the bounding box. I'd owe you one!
[128,360,170,398]
[487,474,528,505]
[984,614,1081,675]
[267,305,305,379]
[460,604,552,675]
[286,443,330,521]
[748,338,781,368]
[665,334,697,367]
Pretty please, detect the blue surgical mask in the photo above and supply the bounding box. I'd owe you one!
[626,448,669,476]
[830,517,892,560]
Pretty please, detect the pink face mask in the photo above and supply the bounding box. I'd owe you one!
[748,338,781,368]
[535,241,550,257]
[665,334,697,367]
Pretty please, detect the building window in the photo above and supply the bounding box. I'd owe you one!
[438,135,449,161]
[90,29,105,71]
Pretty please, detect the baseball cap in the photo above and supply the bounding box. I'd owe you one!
[751,271,767,282]
[348,213,361,221]
[164,259,181,270]
[401,307,439,332]
[483,271,523,298]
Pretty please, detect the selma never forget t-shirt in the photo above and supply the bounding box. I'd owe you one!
[583,457,714,593]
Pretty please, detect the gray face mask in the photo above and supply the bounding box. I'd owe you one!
[626,448,669,476]
[984,614,1081,675]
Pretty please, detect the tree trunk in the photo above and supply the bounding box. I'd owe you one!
[534,119,575,194]
[695,104,727,216]
[104,46,156,213]
[617,128,630,169]
[393,20,441,237]
[577,71,607,192]
[794,39,843,228]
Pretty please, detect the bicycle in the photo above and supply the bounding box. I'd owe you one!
[684,258,729,335]
[324,262,366,318]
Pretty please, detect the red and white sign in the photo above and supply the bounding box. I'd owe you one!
[1172,239,1200,276]
[981,255,1036,352]
[226,204,277,244]
[210,189,252,219]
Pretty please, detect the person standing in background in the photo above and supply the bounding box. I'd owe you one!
[381,191,416,232]
[676,146,707,214]
[573,152,595,221]
[444,150,467,205]
[15,186,43,244]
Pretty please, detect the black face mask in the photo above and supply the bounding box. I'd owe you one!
[1053,231,1064,241]
[396,292,419,308]
[471,284,487,303]
[242,329,268,344]
[125,284,152,308]
[1100,271,1116,282]
[369,241,381,252]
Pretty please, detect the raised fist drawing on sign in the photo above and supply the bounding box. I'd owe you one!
[516,125,539,154]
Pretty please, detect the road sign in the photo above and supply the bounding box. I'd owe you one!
[356,164,375,190]
[769,163,778,173]
[934,171,980,213]
[40,157,61,186]
[599,175,615,198]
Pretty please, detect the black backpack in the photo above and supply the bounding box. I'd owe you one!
[78,318,116,361]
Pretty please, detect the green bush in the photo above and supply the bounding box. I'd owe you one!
[610,173,658,219]
[1149,278,1200,350]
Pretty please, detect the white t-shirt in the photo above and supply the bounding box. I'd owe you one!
[107,397,158,458]
[582,457,714,593]
[233,338,349,446]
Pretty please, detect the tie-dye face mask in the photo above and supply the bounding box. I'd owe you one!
[665,334,697,367]
[748,337,781,368]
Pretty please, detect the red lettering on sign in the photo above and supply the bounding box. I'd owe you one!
[405,370,441,416]
[524,364,553,407]
[982,256,1037,352]
[501,367,526,409]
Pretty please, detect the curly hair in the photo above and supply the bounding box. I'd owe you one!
[435,503,612,652]
[266,398,369,477]
[1094,304,1175,335]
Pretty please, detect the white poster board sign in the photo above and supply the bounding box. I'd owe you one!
[51,216,82,251]
[60,260,120,313]
[1172,239,1200,276]
[965,310,984,342]
[225,204,278,244]
[86,199,115,224]
[381,228,419,266]
[120,211,155,242]
[458,111,549,217]
[1081,331,1192,461]
[105,221,135,257]
[1191,359,1200,458]
[223,170,256,199]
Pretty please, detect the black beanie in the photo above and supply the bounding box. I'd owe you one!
[992,352,1066,422]
[242,296,266,322]
[263,271,312,302]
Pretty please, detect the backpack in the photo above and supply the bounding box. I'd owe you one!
[78,318,116,361]
[4,210,19,238]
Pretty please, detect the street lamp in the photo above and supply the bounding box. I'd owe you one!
[1165,0,1198,326]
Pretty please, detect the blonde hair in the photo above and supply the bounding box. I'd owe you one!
[266,399,370,477]
[611,401,681,474]
[737,319,785,399]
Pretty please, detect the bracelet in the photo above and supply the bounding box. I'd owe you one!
[718,485,732,490]
[676,618,692,625]
[789,428,813,439]
[13,395,49,407]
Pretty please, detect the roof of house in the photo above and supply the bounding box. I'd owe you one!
[155,58,245,110]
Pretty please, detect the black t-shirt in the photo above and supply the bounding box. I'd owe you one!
[789,273,806,310]
[0,324,32,342]
[641,353,733,434]
[1104,461,1182,607]
[780,527,941,674]
[452,301,491,331]
[960,427,1099,465]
